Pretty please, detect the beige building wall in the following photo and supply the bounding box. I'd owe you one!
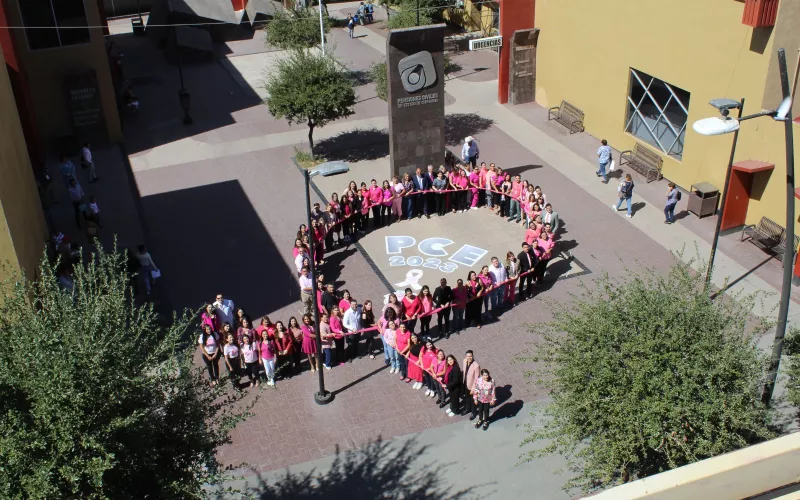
[0,45,49,282]
[3,0,122,145]
[535,0,800,231]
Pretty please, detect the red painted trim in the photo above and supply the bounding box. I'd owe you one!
[498,0,535,104]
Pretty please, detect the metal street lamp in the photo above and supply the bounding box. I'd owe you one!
[305,161,350,405]
[692,48,795,405]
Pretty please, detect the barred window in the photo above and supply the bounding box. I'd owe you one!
[19,0,91,50]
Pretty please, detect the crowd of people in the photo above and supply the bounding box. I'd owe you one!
[198,143,566,429]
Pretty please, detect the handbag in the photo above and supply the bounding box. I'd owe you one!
[617,185,623,199]
[151,269,161,280]
[608,159,616,172]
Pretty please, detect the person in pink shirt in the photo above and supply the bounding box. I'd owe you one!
[238,317,257,347]
[201,304,220,333]
[339,290,353,314]
[368,179,383,227]
[300,314,319,372]
[406,333,424,389]
[380,180,393,226]
[418,285,434,339]
[525,221,543,246]
[484,163,496,210]
[390,175,405,224]
[419,339,439,398]
[395,323,412,382]
[329,306,346,364]
[533,231,555,284]
[468,166,481,209]
[319,313,335,370]
[255,316,275,340]
[478,265,494,321]
[431,349,448,406]
[401,288,422,333]
[259,330,278,386]
[508,175,522,223]
[451,278,468,332]
[240,332,259,387]
[198,324,221,385]
[311,219,325,265]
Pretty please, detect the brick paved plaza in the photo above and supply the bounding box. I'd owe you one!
[91,4,800,494]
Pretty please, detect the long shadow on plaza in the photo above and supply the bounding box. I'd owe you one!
[228,437,477,500]
[445,113,495,146]
[141,180,296,319]
[315,128,389,163]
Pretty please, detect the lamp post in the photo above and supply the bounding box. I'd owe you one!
[304,161,350,405]
[319,0,326,54]
[692,48,795,405]
[167,1,192,125]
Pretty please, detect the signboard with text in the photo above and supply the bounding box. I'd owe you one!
[387,25,446,178]
[63,71,107,143]
[469,36,502,51]
[509,28,539,106]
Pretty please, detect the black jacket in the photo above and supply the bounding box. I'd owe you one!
[517,250,537,272]
[433,285,453,307]
[412,173,432,191]
[445,363,462,391]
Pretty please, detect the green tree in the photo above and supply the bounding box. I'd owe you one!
[386,8,433,29]
[266,8,331,50]
[521,260,773,494]
[783,329,800,411]
[0,247,252,499]
[265,50,356,156]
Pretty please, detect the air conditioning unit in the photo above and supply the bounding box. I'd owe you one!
[741,0,779,28]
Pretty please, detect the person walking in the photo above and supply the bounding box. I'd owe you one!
[433,278,452,338]
[596,139,612,184]
[81,142,98,183]
[461,136,479,168]
[444,355,463,417]
[462,350,481,419]
[612,173,635,218]
[472,369,497,430]
[347,14,355,38]
[67,178,84,228]
[59,154,77,187]
[665,182,679,224]
[136,244,159,296]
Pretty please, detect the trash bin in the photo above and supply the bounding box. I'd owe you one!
[688,182,719,218]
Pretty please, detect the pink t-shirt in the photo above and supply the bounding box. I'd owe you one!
[485,171,496,190]
[330,315,344,336]
[369,186,383,204]
[511,181,522,198]
[525,226,542,245]
[396,329,410,351]
[421,348,437,369]
[479,274,493,289]
[452,287,468,309]
[339,298,351,313]
[259,339,276,360]
[456,176,468,189]
[420,296,433,314]
[241,342,259,363]
[468,172,480,189]
[382,188,393,206]
[536,238,555,259]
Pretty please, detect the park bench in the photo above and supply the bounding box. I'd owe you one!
[619,143,663,183]
[547,100,584,134]
[741,216,799,264]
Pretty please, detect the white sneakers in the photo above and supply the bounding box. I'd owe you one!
[626,214,632,218]
[389,367,396,374]
[429,391,436,398]
[425,389,432,397]
[411,382,423,390]
[267,380,275,387]
[447,410,456,417]
[324,365,331,371]
[471,207,478,210]
[611,204,617,211]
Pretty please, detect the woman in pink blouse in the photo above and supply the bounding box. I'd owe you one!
[406,333,424,389]
[368,179,383,227]
[533,231,555,284]
[468,166,481,209]
[401,288,422,333]
[259,330,277,386]
[329,306,346,364]
[382,293,403,320]
[381,180,393,226]
[478,266,494,321]
[431,349,447,406]
[418,285,434,339]
[391,175,405,224]
[395,323,412,382]
[472,369,497,430]
[339,290,353,314]
[237,317,257,347]
[240,332,259,387]
[455,169,469,212]
[419,339,438,398]
[201,304,220,333]
[300,314,318,373]
[525,221,543,246]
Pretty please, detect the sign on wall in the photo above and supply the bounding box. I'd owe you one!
[63,71,107,143]
[509,28,539,106]
[387,25,446,178]
[469,36,502,51]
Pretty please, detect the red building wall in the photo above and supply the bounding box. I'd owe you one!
[498,0,535,104]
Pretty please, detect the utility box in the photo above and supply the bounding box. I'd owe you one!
[689,182,719,218]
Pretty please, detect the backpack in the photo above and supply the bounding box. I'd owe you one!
[676,190,682,201]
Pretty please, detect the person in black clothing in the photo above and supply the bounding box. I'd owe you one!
[444,354,462,417]
[433,278,453,338]
[517,242,537,301]
[320,283,339,315]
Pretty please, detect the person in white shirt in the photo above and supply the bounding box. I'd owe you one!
[136,244,159,296]
[461,136,479,168]
[213,294,235,326]
[342,298,362,361]
[298,267,313,315]
[294,247,307,274]
[81,143,98,183]
[488,256,508,314]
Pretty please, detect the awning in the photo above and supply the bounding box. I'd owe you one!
[732,160,775,173]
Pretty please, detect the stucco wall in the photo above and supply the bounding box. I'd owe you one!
[0,45,49,282]
[535,0,800,231]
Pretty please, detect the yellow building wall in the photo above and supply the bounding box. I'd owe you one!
[4,0,122,145]
[535,0,800,231]
[0,47,49,282]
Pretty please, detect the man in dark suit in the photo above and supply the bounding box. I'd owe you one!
[517,242,537,301]
[433,278,453,338]
[412,167,432,218]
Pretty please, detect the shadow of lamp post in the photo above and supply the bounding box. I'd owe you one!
[692,48,794,405]
[305,161,350,405]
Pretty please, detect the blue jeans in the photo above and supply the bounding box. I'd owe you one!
[616,197,632,215]
[482,295,491,316]
[385,345,398,370]
[509,199,520,221]
[452,307,465,331]
[665,204,676,223]
[485,188,494,207]
[381,337,390,364]
[323,347,333,367]
[597,161,608,182]
[405,196,414,219]
[398,355,408,378]
[491,286,505,310]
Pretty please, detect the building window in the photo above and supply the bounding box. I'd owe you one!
[624,68,690,160]
[19,0,91,50]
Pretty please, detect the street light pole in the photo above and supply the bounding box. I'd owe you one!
[305,169,334,405]
[762,48,796,405]
[319,0,325,54]
[416,0,420,26]
[705,98,745,290]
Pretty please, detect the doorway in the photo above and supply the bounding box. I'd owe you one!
[720,160,775,231]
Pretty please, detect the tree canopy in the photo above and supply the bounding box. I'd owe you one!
[265,50,356,155]
[0,247,252,499]
[521,260,774,494]
[265,8,331,50]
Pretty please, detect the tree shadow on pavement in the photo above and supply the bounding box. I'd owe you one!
[315,128,389,162]
[445,113,495,147]
[229,437,476,500]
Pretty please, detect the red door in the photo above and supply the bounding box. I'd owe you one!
[721,170,752,230]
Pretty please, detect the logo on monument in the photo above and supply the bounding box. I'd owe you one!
[398,51,437,94]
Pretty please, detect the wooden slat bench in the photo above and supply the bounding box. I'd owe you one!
[548,100,584,134]
[741,216,799,264]
[619,143,663,183]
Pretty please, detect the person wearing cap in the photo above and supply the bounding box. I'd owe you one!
[461,136,479,168]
